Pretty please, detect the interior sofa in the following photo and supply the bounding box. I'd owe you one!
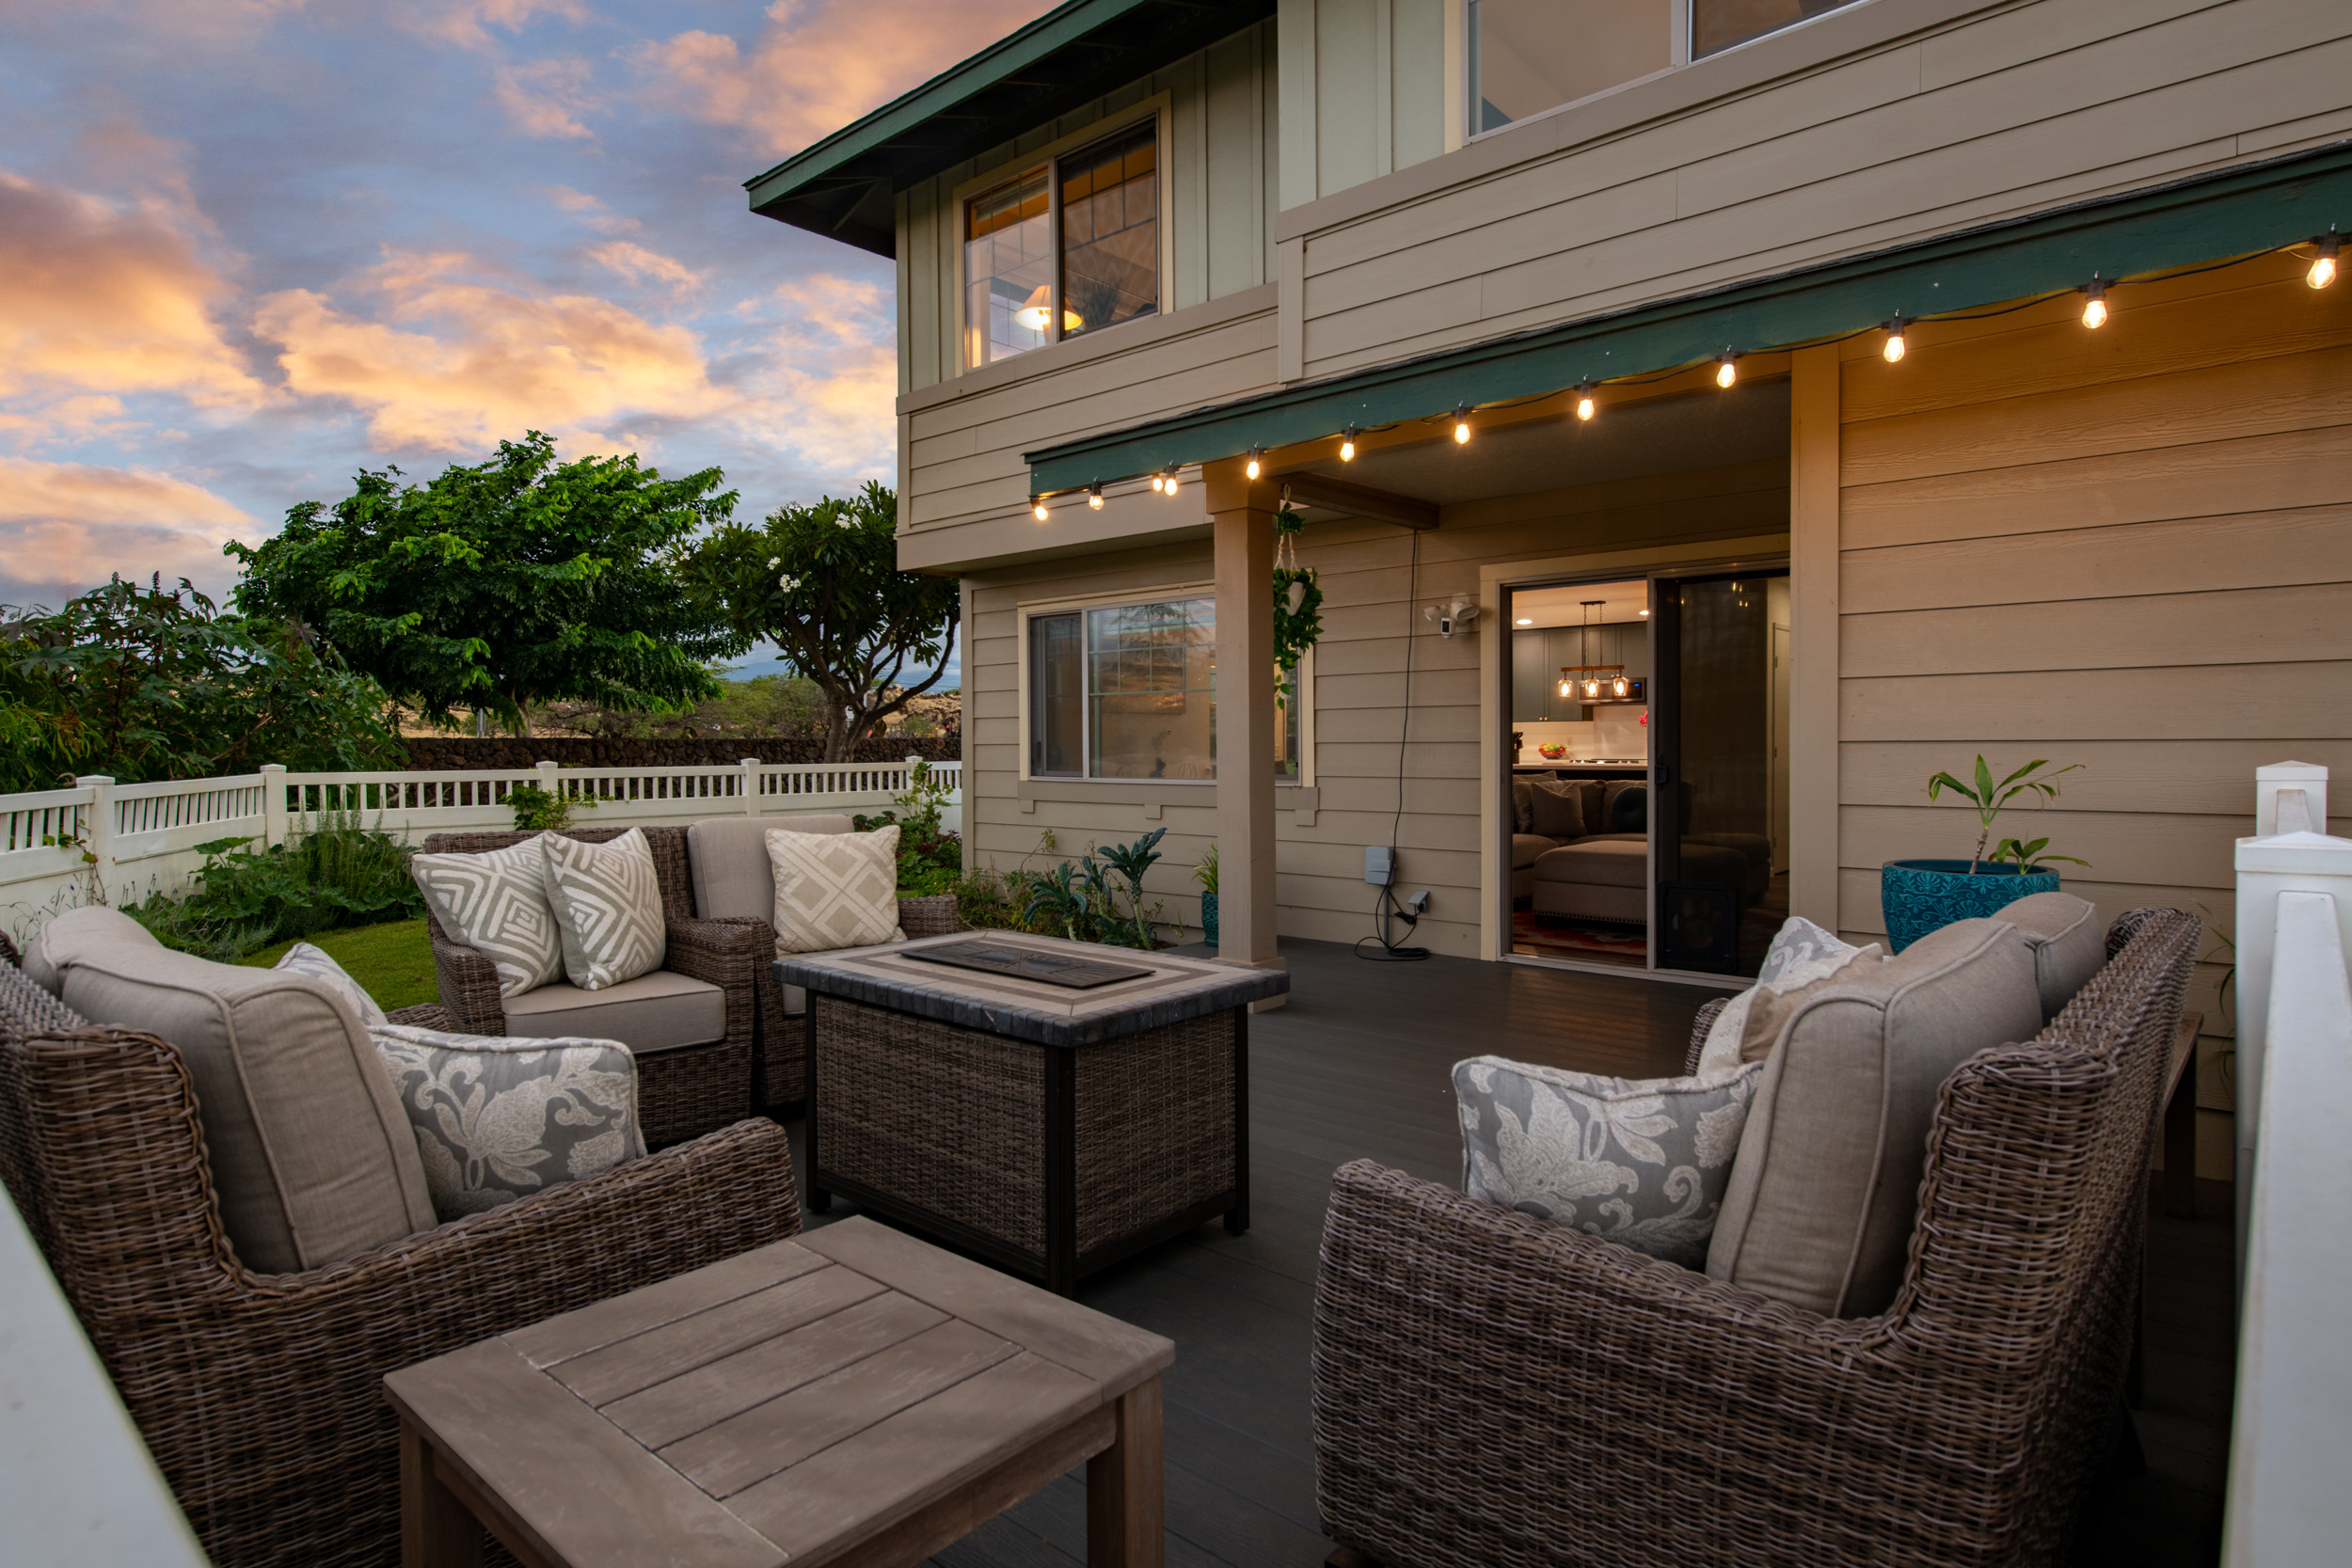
[1511,778,1772,924]
[1313,905,2196,1567]
[0,926,798,1568]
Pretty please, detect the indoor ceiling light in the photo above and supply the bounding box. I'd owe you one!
[1516,616,1533,626]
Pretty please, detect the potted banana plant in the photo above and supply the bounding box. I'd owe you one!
[1881,756,2090,951]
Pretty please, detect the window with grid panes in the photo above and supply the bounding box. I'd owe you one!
[962,118,1158,372]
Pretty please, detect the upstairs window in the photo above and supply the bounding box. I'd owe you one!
[1469,0,1869,136]
[963,119,1160,372]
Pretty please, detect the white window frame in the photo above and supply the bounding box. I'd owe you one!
[1016,583,1314,787]
[952,96,1174,376]
[1463,0,1879,145]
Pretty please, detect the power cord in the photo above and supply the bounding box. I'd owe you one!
[1358,526,1428,962]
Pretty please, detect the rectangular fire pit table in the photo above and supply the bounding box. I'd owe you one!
[777,932,1288,1294]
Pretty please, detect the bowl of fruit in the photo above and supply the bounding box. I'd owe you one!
[1537,742,1567,760]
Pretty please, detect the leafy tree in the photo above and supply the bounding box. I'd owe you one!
[0,576,402,793]
[228,432,739,735]
[675,482,959,761]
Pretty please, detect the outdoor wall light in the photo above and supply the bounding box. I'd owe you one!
[2081,277,2108,328]
[2311,232,2340,290]
[1088,483,1104,509]
[1883,316,1907,362]
[1423,600,1480,639]
[1340,426,1359,461]
[1715,351,1739,388]
[1245,447,1264,479]
[1031,496,1049,521]
[1452,404,1472,444]
[1575,380,1597,420]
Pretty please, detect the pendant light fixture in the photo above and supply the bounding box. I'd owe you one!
[1557,599,1628,705]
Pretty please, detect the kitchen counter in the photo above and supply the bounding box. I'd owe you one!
[1514,762,1647,777]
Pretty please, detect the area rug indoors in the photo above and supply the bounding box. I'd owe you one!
[1512,911,1646,961]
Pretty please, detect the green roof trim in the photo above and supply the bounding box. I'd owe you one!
[745,0,1272,257]
[1026,140,2352,496]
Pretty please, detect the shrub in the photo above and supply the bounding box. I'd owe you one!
[506,783,595,832]
[854,759,961,895]
[125,814,424,962]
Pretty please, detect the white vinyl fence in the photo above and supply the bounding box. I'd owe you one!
[1,756,961,944]
[2223,762,2352,1565]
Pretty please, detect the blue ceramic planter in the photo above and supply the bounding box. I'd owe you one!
[1200,891,1218,949]
[1880,860,2060,952]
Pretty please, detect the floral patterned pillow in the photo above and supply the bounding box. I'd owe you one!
[368,1022,645,1219]
[1454,1054,1765,1268]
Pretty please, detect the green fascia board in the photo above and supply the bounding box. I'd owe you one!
[744,0,1174,215]
[1027,139,2352,496]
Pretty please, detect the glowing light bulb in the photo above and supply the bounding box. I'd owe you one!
[1088,483,1104,510]
[1340,426,1359,462]
[1162,469,1179,496]
[1883,317,1906,363]
[1452,404,1471,444]
[1716,352,1738,389]
[1515,617,1533,626]
[1245,447,1263,480]
[1558,678,1572,699]
[1575,381,1597,420]
[2081,279,2107,329]
[1149,473,1166,493]
[1613,675,1629,698]
[1583,678,1601,699]
[1638,609,1649,617]
[1031,498,1049,521]
[2311,235,2340,290]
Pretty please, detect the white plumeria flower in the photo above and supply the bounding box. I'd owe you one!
[767,557,780,568]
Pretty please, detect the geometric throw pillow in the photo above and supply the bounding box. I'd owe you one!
[273,941,388,1027]
[768,824,900,955]
[410,839,564,999]
[538,829,668,991]
[368,1021,645,1219]
[1454,1053,1766,1269]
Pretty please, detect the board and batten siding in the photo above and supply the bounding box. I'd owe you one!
[1833,253,2352,1180]
[965,457,1788,955]
[896,19,1279,397]
[1277,0,2352,384]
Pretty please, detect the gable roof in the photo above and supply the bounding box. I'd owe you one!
[743,0,1274,258]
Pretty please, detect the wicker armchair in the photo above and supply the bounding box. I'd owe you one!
[0,932,799,1568]
[1314,909,2197,1568]
[410,826,768,1147]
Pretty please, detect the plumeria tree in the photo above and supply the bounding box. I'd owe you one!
[675,483,958,761]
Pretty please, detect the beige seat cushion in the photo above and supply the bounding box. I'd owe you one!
[1705,917,2043,1318]
[1996,892,2106,1022]
[1510,833,1556,870]
[501,969,726,1054]
[22,905,161,995]
[57,936,436,1274]
[687,815,854,920]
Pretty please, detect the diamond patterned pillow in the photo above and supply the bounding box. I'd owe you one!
[411,840,564,999]
[539,828,668,990]
[769,824,899,954]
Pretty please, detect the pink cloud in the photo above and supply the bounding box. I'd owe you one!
[733,274,897,476]
[0,168,264,411]
[494,55,601,139]
[0,456,254,607]
[396,0,589,52]
[251,249,724,452]
[587,241,706,297]
[627,0,1055,155]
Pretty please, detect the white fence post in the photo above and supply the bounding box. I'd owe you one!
[2223,889,2352,1565]
[741,758,761,816]
[72,777,115,906]
[2233,761,2352,1274]
[261,764,288,848]
[535,759,559,814]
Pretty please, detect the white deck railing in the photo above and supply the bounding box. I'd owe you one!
[2223,763,2352,1564]
[0,756,961,944]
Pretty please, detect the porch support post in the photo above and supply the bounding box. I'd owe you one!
[1208,463,1285,1008]
[1788,344,1842,931]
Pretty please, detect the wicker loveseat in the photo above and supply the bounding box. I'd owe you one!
[0,928,800,1568]
[413,825,772,1147]
[1313,908,2196,1568]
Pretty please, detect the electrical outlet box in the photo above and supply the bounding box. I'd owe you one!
[1364,846,1395,886]
[1406,890,1431,914]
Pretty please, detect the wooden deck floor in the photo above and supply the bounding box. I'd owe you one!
[788,937,2233,1568]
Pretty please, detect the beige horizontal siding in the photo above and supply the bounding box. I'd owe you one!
[1835,259,2352,1148]
[1286,0,2352,381]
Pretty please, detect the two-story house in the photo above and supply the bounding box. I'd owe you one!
[751,0,2352,1171]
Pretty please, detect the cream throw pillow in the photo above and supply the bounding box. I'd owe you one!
[539,829,668,990]
[412,838,564,999]
[1694,917,1883,1076]
[768,824,900,954]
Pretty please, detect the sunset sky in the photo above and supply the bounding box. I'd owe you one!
[1,0,1045,682]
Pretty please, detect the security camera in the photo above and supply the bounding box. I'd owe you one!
[1422,600,1481,639]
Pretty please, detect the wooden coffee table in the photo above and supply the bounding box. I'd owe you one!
[383,1217,1174,1567]
[778,932,1288,1295]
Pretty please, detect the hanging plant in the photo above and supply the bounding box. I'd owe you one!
[1270,500,1323,689]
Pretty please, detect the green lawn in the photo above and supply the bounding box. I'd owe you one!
[239,919,437,1012]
